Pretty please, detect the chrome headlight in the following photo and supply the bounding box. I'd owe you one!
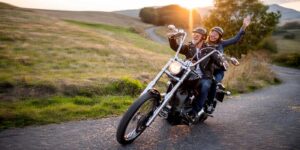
[168,61,182,75]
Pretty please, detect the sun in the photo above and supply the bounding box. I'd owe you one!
[177,0,213,10]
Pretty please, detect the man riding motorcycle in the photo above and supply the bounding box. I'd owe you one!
[168,27,227,119]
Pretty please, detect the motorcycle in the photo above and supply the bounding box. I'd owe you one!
[116,25,232,145]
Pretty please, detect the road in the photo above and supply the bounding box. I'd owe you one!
[145,26,168,44]
[0,66,299,150]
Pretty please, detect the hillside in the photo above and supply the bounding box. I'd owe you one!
[34,9,151,29]
[0,2,171,100]
[268,4,300,24]
[114,9,140,19]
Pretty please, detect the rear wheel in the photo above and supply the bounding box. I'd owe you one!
[116,92,159,145]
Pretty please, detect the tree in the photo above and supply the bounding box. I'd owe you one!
[204,0,281,57]
[139,7,159,25]
[139,5,202,29]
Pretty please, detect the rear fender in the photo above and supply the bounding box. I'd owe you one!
[216,83,225,102]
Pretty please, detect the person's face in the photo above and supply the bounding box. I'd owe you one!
[192,32,203,44]
[209,31,220,42]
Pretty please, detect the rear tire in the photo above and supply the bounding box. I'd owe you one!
[116,92,159,145]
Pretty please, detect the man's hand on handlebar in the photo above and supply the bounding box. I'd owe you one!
[167,24,185,38]
[167,24,178,38]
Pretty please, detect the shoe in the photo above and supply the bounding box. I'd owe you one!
[196,109,205,118]
[206,104,215,114]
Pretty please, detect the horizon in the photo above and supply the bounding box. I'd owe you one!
[0,0,300,12]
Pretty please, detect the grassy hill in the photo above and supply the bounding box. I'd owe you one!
[34,9,151,31]
[0,2,173,129]
[0,2,171,95]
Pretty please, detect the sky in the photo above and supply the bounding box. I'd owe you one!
[1,0,300,11]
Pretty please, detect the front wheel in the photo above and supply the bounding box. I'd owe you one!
[116,92,159,145]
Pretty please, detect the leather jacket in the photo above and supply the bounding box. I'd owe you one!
[168,37,226,79]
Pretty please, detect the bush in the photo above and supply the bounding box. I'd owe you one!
[259,37,277,53]
[283,33,296,39]
[139,7,159,25]
[106,77,145,96]
[281,21,300,30]
[273,28,287,35]
[223,52,280,94]
[272,53,300,68]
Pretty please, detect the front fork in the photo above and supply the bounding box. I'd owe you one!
[145,70,191,127]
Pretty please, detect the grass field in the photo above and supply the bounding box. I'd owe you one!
[0,2,280,130]
[272,29,300,68]
[0,3,172,130]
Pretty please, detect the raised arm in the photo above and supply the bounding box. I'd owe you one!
[221,16,251,47]
[221,28,245,47]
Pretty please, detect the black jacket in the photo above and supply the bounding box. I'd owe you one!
[168,37,225,79]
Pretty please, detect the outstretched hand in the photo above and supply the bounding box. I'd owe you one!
[242,15,251,30]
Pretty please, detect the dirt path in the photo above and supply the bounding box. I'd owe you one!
[0,66,299,150]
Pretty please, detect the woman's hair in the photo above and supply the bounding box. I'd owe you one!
[207,33,223,45]
[207,26,224,45]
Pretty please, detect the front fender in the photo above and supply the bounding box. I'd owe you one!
[147,88,161,106]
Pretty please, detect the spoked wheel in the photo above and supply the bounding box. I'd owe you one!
[116,92,159,145]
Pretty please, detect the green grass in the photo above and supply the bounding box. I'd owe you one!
[272,29,300,68]
[65,20,172,55]
[272,53,300,68]
[0,6,171,98]
[0,4,170,129]
[0,96,134,130]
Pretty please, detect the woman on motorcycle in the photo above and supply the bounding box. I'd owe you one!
[206,16,251,112]
[168,27,226,119]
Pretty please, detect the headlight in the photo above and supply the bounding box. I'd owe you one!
[168,61,182,75]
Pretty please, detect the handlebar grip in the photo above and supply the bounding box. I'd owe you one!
[174,32,185,37]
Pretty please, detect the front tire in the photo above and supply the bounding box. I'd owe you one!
[116,92,159,145]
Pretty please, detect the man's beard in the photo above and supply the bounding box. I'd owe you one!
[192,39,201,45]
[192,39,200,45]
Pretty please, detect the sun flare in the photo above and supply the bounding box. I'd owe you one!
[177,0,213,9]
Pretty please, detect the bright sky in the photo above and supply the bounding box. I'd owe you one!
[280,1,300,11]
[1,0,300,11]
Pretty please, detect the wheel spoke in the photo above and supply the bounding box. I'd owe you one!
[124,98,156,141]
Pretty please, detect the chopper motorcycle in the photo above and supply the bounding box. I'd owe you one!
[116,25,233,145]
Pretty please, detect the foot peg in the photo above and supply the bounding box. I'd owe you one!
[158,105,170,119]
[207,113,214,117]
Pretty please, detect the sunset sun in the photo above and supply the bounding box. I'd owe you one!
[177,0,213,9]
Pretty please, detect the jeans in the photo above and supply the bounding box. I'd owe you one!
[194,79,212,112]
[207,69,224,104]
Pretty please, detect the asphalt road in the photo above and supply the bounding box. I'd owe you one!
[0,65,299,150]
[145,26,168,44]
